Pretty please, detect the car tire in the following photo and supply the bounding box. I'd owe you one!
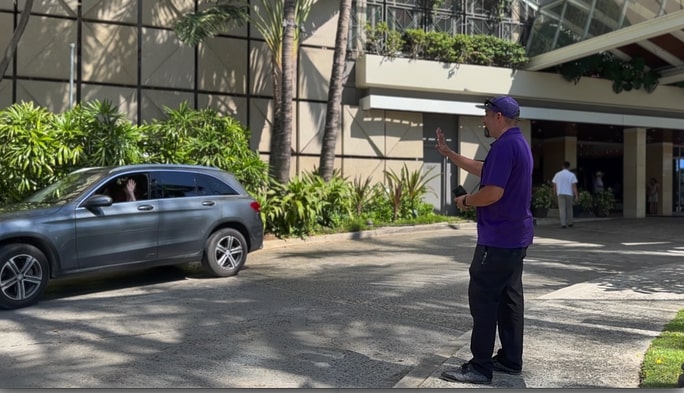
[202,228,247,277]
[0,244,50,310]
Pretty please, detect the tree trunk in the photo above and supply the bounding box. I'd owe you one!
[319,0,352,182]
[270,0,296,184]
[0,0,35,82]
[268,56,283,180]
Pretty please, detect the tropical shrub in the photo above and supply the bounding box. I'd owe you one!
[0,100,446,237]
[140,102,268,194]
[261,174,327,237]
[350,175,375,217]
[65,100,143,168]
[0,102,79,203]
[381,164,439,221]
[309,170,353,229]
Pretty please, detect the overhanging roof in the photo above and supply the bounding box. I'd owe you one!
[524,1,684,86]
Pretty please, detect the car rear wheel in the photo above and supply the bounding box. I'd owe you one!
[202,228,247,277]
[0,244,49,310]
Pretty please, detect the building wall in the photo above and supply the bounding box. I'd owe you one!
[0,0,439,187]
[2,0,682,216]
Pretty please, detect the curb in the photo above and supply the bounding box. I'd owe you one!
[393,330,472,388]
[261,221,477,250]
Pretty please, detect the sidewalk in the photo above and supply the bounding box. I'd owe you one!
[394,217,684,388]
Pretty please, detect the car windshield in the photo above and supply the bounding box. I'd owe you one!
[24,168,109,205]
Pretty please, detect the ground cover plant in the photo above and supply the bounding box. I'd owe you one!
[640,309,684,388]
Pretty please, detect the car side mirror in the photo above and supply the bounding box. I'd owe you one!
[84,194,113,208]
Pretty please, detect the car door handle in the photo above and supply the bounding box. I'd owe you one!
[137,205,155,211]
[202,201,216,206]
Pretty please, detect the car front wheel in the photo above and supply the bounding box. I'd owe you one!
[202,228,247,277]
[0,244,49,310]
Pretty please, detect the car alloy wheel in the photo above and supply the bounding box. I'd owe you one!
[202,228,247,277]
[0,244,49,309]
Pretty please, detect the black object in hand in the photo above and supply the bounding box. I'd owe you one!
[452,185,467,197]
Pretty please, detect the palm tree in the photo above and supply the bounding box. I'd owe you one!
[174,0,312,184]
[246,0,312,183]
[272,0,297,183]
[0,0,35,82]
[318,0,352,181]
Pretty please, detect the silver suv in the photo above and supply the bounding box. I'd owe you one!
[0,164,264,309]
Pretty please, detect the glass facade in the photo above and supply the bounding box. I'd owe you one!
[527,0,684,56]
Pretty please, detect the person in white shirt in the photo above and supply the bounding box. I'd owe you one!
[552,161,579,228]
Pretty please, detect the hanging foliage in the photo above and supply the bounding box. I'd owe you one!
[557,52,660,94]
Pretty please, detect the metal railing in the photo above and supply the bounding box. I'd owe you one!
[350,0,539,52]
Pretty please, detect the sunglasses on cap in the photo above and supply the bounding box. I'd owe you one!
[483,99,504,114]
[482,98,520,119]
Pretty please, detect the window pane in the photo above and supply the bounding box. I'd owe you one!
[196,173,237,196]
[152,171,197,198]
[96,172,148,203]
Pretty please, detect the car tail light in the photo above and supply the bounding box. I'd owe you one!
[250,201,261,212]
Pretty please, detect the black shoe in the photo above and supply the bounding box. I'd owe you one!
[492,355,522,375]
[561,225,567,229]
[568,224,574,228]
[440,362,492,385]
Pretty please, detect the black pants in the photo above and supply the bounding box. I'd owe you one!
[468,244,526,378]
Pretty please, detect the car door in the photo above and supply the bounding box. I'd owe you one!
[152,170,229,260]
[75,172,159,269]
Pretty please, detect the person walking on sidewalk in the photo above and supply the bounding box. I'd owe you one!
[552,162,578,228]
[435,95,533,385]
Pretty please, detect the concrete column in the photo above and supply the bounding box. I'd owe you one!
[518,119,532,146]
[542,136,578,183]
[647,138,673,216]
[623,128,646,218]
[458,116,489,194]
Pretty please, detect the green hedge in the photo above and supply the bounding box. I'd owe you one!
[366,23,529,68]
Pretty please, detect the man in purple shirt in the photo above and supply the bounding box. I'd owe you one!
[436,95,534,385]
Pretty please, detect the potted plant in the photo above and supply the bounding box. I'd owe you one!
[593,188,616,217]
[531,184,553,218]
[574,190,593,217]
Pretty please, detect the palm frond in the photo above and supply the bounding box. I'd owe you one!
[251,0,284,63]
[251,0,313,64]
[174,4,248,47]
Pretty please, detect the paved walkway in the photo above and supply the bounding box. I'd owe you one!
[393,216,684,388]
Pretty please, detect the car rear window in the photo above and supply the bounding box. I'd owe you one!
[151,171,237,199]
[196,173,238,196]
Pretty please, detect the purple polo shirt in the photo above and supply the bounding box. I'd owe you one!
[476,127,534,248]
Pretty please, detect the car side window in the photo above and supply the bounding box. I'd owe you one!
[150,171,197,199]
[95,173,149,203]
[196,174,238,196]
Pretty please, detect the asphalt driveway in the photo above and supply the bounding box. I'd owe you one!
[1,218,682,388]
